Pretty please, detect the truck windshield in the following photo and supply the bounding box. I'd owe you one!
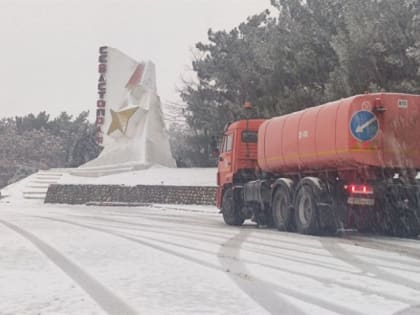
[242,131,257,143]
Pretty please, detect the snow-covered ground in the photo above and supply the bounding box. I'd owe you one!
[1,169,420,315]
[59,166,217,186]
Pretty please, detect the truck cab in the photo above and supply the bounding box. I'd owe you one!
[216,119,265,209]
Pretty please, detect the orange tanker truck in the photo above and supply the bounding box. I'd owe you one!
[216,93,420,237]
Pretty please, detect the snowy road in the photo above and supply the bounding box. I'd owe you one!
[1,203,420,315]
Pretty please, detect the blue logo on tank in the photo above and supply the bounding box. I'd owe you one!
[350,111,379,142]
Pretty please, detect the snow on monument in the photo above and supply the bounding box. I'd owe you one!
[74,47,176,176]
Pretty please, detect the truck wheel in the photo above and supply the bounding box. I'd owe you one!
[272,185,293,231]
[222,187,244,226]
[294,183,320,235]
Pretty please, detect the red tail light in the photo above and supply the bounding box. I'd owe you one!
[346,184,373,194]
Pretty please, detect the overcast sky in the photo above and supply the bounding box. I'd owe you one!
[0,0,272,120]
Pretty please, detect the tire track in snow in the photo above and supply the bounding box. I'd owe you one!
[73,207,420,262]
[218,228,364,315]
[68,205,420,249]
[49,213,420,304]
[132,231,417,305]
[64,214,369,275]
[64,212,346,258]
[100,219,352,273]
[321,238,420,292]
[66,214,356,273]
[64,213,232,238]
[66,213,420,275]
[43,217,306,314]
[37,216,365,315]
[345,236,420,260]
[0,219,138,315]
[80,207,223,227]
[216,228,304,315]
[65,216,418,304]
[395,304,420,315]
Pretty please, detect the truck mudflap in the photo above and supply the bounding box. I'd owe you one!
[243,180,273,227]
[377,181,420,237]
[316,202,340,234]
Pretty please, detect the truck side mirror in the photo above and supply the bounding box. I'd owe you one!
[210,136,220,157]
[212,148,220,157]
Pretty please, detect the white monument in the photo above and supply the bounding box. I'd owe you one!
[72,47,176,176]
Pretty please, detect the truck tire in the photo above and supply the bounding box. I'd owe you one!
[222,187,244,226]
[272,184,293,231]
[294,182,320,235]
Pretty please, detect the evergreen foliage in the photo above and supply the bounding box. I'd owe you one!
[177,0,420,166]
[0,112,100,188]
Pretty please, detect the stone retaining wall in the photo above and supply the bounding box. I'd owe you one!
[45,184,217,205]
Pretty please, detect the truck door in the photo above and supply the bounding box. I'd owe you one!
[217,132,234,186]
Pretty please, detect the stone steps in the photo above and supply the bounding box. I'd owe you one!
[22,194,46,200]
[26,185,53,189]
[23,188,49,194]
[23,170,67,201]
[33,176,63,179]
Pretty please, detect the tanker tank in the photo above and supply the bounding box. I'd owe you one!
[257,93,420,174]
